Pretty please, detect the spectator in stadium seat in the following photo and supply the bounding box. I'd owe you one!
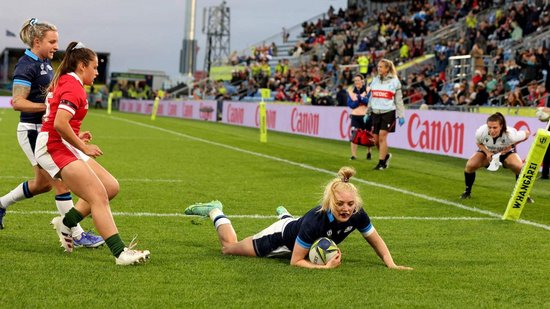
[347,74,372,160]
[35,41,150,264]
[184,166,413,270]
[418,75,442,106]
[336,84,348,106]
[505,88,526,107]
[341,42,355,64]
[340,67,353,86]
[366,59,405,170]
[357,37,369,52]
[516,49,541,87]
[470,82,489,106]
[357,54,369,77]
[192,85,203,100]
[470,43,485,72]
[485,74,496,93]
[439,93,455,109]
[460,112,532,201]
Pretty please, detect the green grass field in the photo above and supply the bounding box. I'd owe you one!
[1,108,549,308]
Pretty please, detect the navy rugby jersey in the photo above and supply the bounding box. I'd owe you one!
[283,206,373,250]
[13,49,54,124]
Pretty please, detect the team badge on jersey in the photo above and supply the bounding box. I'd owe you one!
[40,63,47,75]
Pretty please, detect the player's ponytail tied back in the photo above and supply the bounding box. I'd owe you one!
[320,166,363,214]
[338,166,355,183]
[48,41,96,93]
[19,18,57,48]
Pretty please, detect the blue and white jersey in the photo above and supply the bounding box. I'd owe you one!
[368,74,404,118]
[283,206,374,250]
[475,125,528,152]
[13,49,54,124]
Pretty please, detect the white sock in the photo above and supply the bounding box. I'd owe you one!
[0,182,32,209]
[209,208,230,230]
[55,194,85,238]
[209,208,223,221]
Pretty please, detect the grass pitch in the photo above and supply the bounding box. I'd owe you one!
[0,108,549,308]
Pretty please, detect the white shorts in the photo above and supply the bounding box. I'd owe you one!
[16,122,42,166]
[35,132,90,179]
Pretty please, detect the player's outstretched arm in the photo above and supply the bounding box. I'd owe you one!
[364,229,413,270]
[289,242,341,269]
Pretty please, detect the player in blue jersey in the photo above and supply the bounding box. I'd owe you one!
[185,166,412,270]
[0,18,103,247]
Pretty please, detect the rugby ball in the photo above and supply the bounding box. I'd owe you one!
[536,107,550,122]
[308,237,339,265]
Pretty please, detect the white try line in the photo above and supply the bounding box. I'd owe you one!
[7,210,500,221]
[95,114,550,232]
[0,176,183,183]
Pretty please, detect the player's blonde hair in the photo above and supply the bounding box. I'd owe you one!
[19,18,57,48]
[377,58,397,77]
[48,42,96,92]
[320,166,363,214]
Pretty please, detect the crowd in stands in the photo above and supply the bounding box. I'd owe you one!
[403,0,550,109]
[186,0,549,111]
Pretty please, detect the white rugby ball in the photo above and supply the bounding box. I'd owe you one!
[308,237,339,265]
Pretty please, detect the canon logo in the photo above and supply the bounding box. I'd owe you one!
[291,107,319,135]
[254,105,277,129]
[407,113,464,154]
[227,104,244,124]
[339,109,351,139]
[168,103,178,117]
[183,104,193,118]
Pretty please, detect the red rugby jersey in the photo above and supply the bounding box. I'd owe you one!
[41,73,88,142]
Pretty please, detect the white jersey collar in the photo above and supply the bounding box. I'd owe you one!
[67,72,84,86]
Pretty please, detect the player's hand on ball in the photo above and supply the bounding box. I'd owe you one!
[83,144,103,158]
[324,250,341,269]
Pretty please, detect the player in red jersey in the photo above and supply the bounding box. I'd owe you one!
[35,41,150,265]
[0,19,103,248]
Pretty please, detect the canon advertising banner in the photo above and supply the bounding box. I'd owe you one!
[119,99,218,122]
[221,101,546,160]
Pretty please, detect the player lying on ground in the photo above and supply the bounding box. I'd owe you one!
[185,166,413,270]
